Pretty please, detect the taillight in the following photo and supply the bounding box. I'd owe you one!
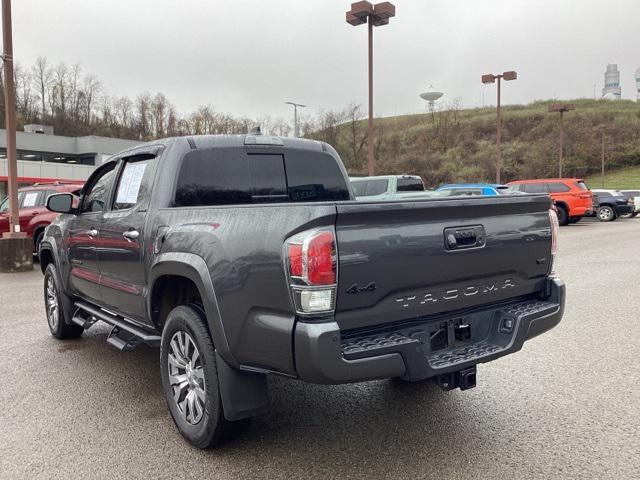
[285,228,337,316]
[548,208,559,274]
[288,244,303,277]
[306,231,336,285]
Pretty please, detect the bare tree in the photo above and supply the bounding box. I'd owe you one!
[344,103,367,169]
[31,55,52,121]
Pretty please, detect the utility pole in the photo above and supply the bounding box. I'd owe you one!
[548,103,575,178]
[2,0,20,238]
[0,0,32,272]
[285,101,306,138]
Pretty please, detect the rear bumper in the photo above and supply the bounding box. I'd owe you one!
[294,278,565,384]
[615,205,634,215]
[571,206,592,217]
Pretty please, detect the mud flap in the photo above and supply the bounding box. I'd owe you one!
[215,351,269,421]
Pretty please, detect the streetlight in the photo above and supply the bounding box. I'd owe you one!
[346,1,396,176]
[598,126,607,188]
[548,103,575,177]
[481,70,517,184]
[285,101,306,138]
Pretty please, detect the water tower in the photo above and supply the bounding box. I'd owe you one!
[420,85,444,113]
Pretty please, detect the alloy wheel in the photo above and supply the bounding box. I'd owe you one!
[598,207,613,221]
[168,331,206,425]
[45,276,59,331]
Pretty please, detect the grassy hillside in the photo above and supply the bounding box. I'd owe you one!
[586,165,640,189]
[309,99,640,188]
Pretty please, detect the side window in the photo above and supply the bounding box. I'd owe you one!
[547,182,570,193]
[523,183,547,193]
[21,191,42,208]
[80,164,117,214]
[1,192,25,211]
[113,156,156,210]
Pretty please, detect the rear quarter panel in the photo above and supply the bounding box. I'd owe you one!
[155,203,337,375]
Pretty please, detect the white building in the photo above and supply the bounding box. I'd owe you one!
[635,67,640,101]
[0,125,141,199]
[602,64,622,99]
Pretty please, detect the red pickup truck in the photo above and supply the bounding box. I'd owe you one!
[507,178,593,225]
[0,182,83,252]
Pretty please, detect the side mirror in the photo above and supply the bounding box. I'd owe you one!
[46,193,75,214]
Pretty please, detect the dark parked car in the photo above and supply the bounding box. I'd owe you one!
[39,134,564,448]
[590,189,634,221]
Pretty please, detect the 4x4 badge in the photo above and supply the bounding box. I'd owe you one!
[346,282,377,294]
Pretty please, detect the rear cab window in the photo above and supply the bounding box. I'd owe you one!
[174,147,350,207]
[397,177,424,192]
[350,179,389,197]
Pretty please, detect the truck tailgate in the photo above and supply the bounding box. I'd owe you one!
[334,195,552,331]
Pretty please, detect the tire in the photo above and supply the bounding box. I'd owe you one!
[160,305,229,449]
[569,216,581,224]
[44,264,84,339]
[556,206,569,226]
[597,205,616,222]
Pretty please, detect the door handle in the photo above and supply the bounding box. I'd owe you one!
[87,228,99,237]
[122,229,140,241]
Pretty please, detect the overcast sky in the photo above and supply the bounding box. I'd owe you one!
[9,0,640,120]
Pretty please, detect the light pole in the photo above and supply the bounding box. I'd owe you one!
[285,101,306,138]
[600,127,606,188]
[548,103,575,177]
[481,71,517,184]
[346,1,395,176]
[0,0,32,272]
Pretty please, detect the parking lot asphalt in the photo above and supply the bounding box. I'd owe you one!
[1,217,639,480]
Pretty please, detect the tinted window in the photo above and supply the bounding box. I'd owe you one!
[249,154,287,200]
[81,164,117,213]
[174,148,349,207]
[522,183,547,193]
[175,149,251,206]
[113,156,156,210]
[397,177,424,192]
[575,181,589,191]
[284,150,350,202]
[547,182,571,193]
[351,179,389,197]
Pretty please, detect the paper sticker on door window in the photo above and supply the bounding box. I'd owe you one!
[116,162,147,206]
[22,191,39,207]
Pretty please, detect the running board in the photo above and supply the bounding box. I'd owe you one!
[73,300,161,350]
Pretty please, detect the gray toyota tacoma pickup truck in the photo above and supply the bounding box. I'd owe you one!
[39,134,565,448]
